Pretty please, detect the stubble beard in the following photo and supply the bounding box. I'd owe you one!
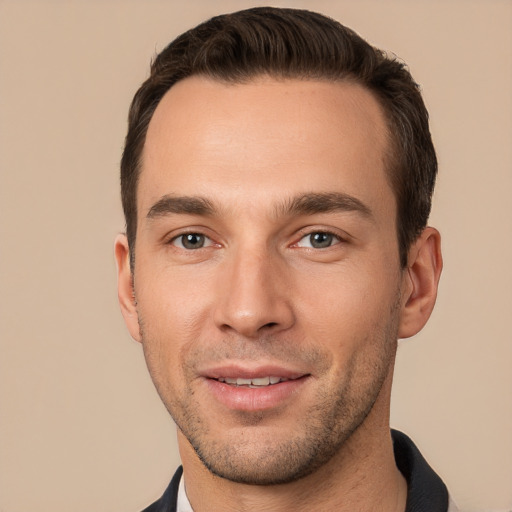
[139,294,401,486]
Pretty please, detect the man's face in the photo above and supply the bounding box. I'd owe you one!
[125,77,409,484]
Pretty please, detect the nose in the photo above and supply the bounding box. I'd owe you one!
[213,247,295,338]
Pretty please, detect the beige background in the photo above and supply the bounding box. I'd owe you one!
[1,1,511,511]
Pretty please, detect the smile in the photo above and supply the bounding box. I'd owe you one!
[217,376,290,388]
[205,372,310,411]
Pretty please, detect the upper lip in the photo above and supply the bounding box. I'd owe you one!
[200,364,308,380]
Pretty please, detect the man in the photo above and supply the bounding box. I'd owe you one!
[115,7,454,512]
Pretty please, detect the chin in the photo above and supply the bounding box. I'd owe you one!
[176,394,378,486]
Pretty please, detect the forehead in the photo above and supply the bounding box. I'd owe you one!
[140,76,393,218]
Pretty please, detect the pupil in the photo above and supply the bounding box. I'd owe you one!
[311,232,332,248]
[183,234,204,249]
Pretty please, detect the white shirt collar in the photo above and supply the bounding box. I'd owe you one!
[177,473,194,512]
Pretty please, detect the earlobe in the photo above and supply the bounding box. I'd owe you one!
[114,234,142,342]
[398,227,443,339]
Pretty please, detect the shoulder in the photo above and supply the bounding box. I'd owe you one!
[392,430,451,512]
[140,466,183,512]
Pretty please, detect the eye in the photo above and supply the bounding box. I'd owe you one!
[171,233,212,250]
[296,231,341,249]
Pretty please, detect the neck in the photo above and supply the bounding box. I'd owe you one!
[179,376,406,512]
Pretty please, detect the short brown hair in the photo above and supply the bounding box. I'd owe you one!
[121,6,437,268]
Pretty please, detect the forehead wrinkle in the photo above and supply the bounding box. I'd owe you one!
[275,192,374,220]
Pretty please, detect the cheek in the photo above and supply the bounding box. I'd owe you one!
[137,264,212,326]
[134,272,212,381]
[295,265,391,325]
[293,264,400,357]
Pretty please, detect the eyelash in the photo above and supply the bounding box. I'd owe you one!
[167,228,344,251]
[294,229,343,249]
[169,232,215,250]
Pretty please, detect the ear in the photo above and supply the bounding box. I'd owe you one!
[398,227,443,339]
[114,234,142,342]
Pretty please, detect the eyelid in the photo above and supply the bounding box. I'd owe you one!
[166,229,219,249]
[172,234,210,249]
[292,227,347,248]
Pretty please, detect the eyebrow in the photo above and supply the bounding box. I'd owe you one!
[146,195,216,219]
[278,192,373,219]
[146,192,372,220]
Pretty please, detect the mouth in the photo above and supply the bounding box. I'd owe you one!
[203,368,310,411]
[216,376,295,388]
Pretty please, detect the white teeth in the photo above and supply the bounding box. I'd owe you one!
[251,377,270,386]
[218,376,287,387]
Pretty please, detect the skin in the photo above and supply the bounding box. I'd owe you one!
[115,76,442,512]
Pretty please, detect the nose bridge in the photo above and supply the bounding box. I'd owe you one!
[214,240,294,337]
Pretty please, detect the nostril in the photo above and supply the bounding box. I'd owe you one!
[262,322,278,330]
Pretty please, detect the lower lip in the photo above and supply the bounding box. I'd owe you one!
[204,377,309,411]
